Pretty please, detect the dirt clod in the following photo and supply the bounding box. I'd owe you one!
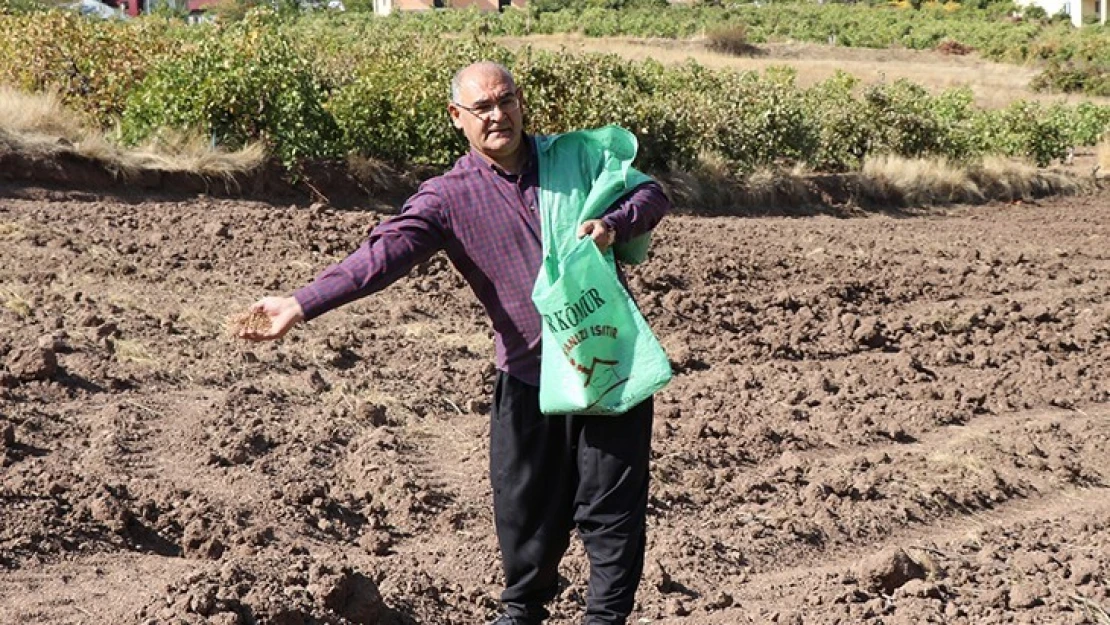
[1008,580,1049,609]
[310,567,384,625]
[0,421,14,447]
[858,547,926,595]
[5,344,57,381]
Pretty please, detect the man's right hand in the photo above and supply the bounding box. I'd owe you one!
[239,296,305,341]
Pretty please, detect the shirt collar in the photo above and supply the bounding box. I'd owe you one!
[468,134,536,180]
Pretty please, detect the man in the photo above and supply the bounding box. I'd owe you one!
[240,62,670,625]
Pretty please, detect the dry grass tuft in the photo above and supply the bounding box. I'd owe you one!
[703,24,761,57]
[973,156,1083,199]
[1070,594,1110,625]
[659,151,744,210]
[745,165,814,206]
[1098,135,1110,176]
[348,154,406,194]
[0,85,85,139]
[1,288,32,318]
[0,87,266,178]
[663,153,1087,213]
[660,152,812,212]
[862,155,983,205]
[225,309,272,338]
[121,133,266,179]
[861,154,1085,206]
[0,126,68,159]
[112,339,156,365]
[972,156,1037,199]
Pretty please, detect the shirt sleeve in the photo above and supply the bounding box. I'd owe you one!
[599,180,671,244]
[293,185,449,321]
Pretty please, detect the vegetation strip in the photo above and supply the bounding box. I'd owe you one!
[0,9,1108,195]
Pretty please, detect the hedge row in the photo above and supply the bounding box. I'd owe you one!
[357,4,1110,96]
[1,10,1108,172]
[6,0,1110,93]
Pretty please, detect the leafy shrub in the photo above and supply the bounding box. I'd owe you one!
[319,30,512,165]
[514,49,697,171]
[0,0,45,14]
[1021,5,1047,20]
[696,67,815,173]
[804,72,874,171]
[929,87,981,160]
[972,101,1071,166]
[328,39,483,165]
[0,12,178,126]
[862,80,953,159]
[119,10,341,168]
[1058,102,1110,146]
[1031,62,1110,97]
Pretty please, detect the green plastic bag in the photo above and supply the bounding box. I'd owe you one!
[531,125,673,415]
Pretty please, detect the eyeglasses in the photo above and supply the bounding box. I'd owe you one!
[453,92,520,121]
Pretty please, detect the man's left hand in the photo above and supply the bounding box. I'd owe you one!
[578,219,616,253]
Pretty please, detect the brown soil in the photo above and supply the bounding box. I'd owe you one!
[1,180,1108,625]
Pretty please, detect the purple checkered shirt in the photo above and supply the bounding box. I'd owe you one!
[293,135,671,386]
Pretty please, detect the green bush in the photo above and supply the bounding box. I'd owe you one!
[119,10,341,167]
[0,0,45,14]
[1055,101,1110,146]
[1021,5,1048,20]
[328,41,477,166]
[972,101,1071,166]
[318,31,512,165]
[0,11,179,126]
[690,66,815,172]
[804,72,874,171]
[862,80,953,159]
[1031,61,1110,97]
[929,87,981,159]
[514,50,697,171]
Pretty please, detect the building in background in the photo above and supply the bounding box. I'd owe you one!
[1017,0,1107,26]
[108,0,219,18]
[372,0,523,16]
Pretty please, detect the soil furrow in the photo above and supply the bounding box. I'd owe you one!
[1,185,1108,624]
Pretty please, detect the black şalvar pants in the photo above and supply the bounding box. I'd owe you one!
[490,372,654,625]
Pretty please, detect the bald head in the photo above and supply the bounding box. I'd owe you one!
[451,62,516,103]
[448,60,526,173]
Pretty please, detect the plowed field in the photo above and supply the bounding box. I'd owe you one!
[1,185,1108,624]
